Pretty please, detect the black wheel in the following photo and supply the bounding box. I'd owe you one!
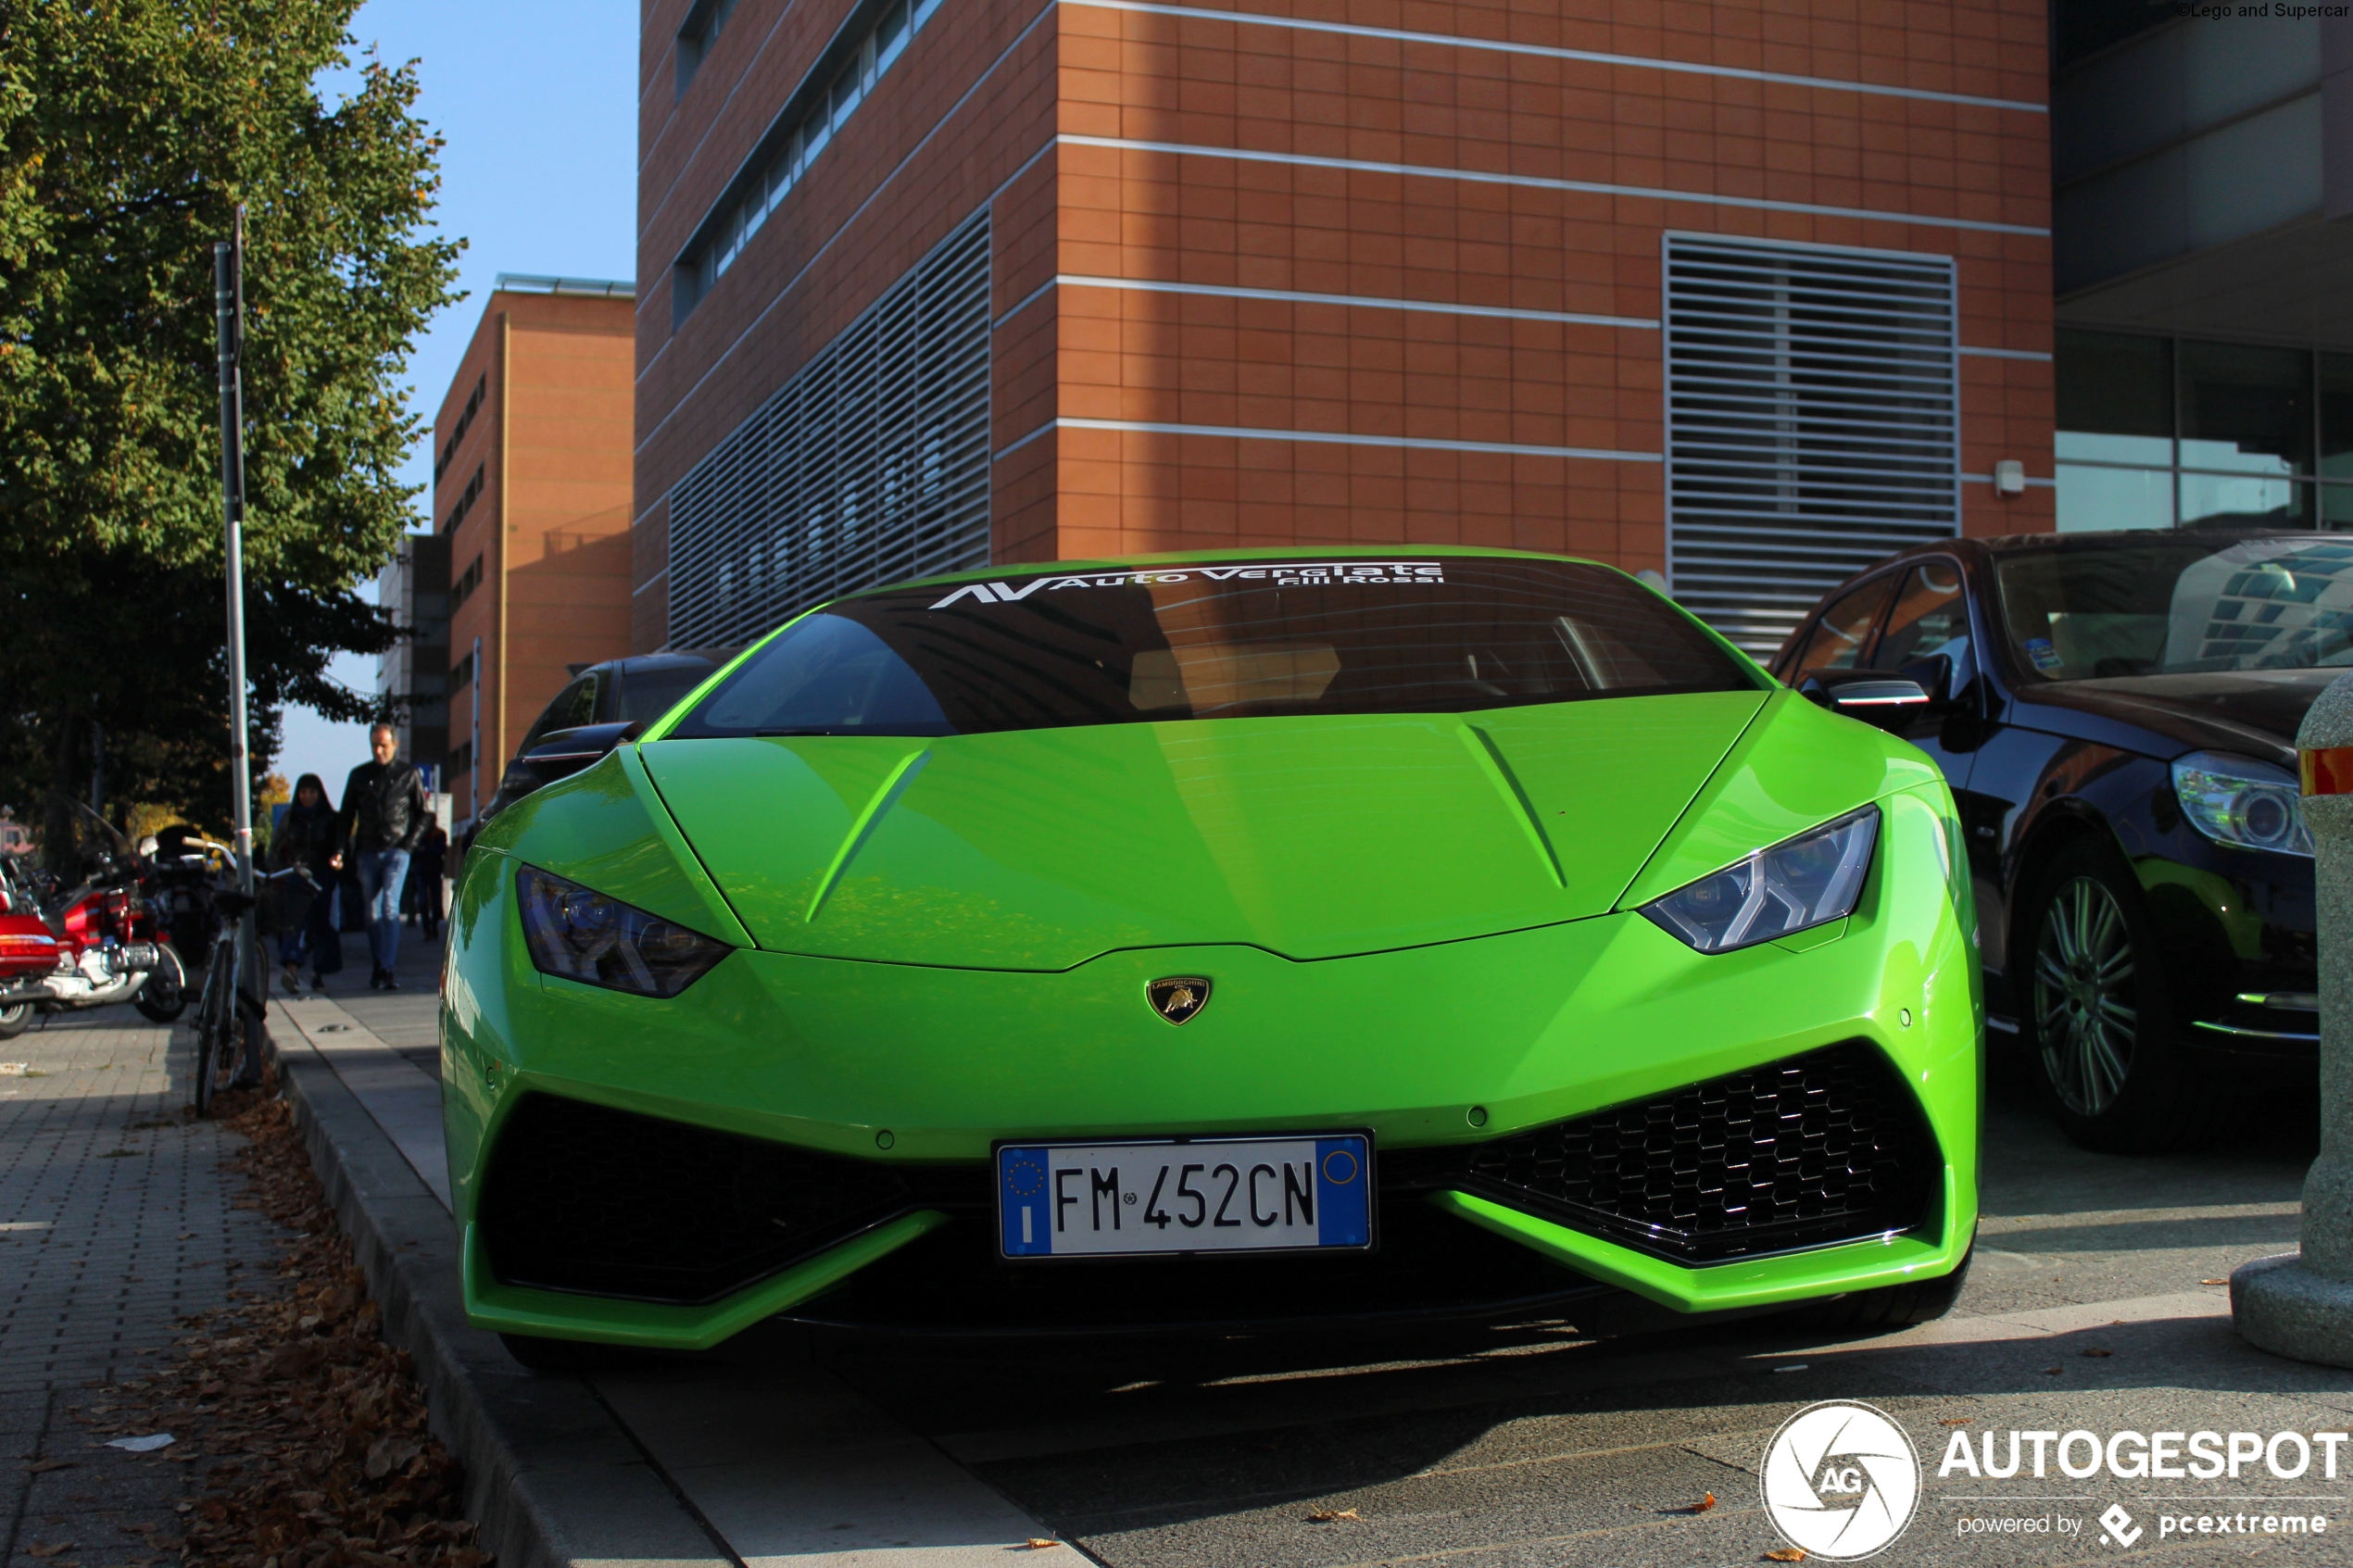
[1796,1247,1972,1333]
[499,1333,629,1374]
[2024,840,2202,1153]
[0,1002,31,1041]
[134,943,187,1022]
[192,944,241,1117]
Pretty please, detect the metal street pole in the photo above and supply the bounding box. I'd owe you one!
[215,207,260,1019]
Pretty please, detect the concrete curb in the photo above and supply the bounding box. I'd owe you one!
[270,1033,735,1568]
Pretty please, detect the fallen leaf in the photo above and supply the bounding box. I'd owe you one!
[2042,1365,2062,1375]
[1765,1550,1807,1562]
[363,1433,420,1480]
[1694,1492,1718,1513]
[2080,1347,2112,1358]
[2202,1278,2228,1286]
[25,1460,73,1473]
[105,1434,173,1453]
[1937,1418,1971,1427]
[28,1543,74,1559]
[1018,1542,1060,1551]
[1306,1510,1361,1523]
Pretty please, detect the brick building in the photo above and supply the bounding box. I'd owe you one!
[431,278,638,827]
[634,1,2057,658]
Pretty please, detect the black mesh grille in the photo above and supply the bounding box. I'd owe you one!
[479,1095,916,1304]
[1460,1041,1936,1262]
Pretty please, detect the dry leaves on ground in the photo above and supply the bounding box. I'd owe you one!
[1017,1541,1061,1551]
[1937,1418,1971,1427]
[1764,1549,1807,1562]
[1692,1492,1718,1513]
[2081,1347,2113,1358]
[73,1074,489,1568]
[1305,1510,1361,1523]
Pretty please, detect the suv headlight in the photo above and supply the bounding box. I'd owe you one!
[2171,751,2312,858]
[1640,805,1879,954]
[516,866,730,997]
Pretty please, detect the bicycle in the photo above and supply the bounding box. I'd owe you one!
[190,883,264,1117]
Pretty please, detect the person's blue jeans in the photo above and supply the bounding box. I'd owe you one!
[356,850,411,974]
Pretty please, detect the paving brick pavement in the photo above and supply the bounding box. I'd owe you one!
[0,1007,283,1568]
[280,927,443,1078]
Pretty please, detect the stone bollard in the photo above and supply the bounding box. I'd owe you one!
[2234,669,2353,1366]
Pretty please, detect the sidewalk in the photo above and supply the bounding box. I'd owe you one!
[0,1010,283,1568]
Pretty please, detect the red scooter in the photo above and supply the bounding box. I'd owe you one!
[0,799,188,1040]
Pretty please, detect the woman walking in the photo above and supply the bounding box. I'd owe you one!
[411,821,448,941]
[271,773,344,995]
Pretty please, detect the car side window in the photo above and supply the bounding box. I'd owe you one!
[1876,560,1971,675]
[560,672,601,730]
[1792,575,1897,684]
[516,676,592,759]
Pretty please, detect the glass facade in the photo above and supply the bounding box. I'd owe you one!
[2056,328,2353,533]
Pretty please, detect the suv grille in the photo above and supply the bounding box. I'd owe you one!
[479,1095,916,1304]
[1460,1041,1936,1262]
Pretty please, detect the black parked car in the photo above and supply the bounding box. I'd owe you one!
[472,651,731,833]
[1771,530,2337,1152]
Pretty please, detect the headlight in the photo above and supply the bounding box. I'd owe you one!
[515,866,730,997]
[2171,751,2312,857]
[1640,805,1879,954]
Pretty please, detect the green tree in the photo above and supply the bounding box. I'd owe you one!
[0,0,459,846]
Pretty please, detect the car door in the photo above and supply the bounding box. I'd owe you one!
[1864,558,1985,794]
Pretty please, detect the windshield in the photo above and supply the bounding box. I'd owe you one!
[667,557,1757,738]
[1996,536,2353,682]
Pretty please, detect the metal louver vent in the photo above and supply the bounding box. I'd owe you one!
[667,210,991,648]
[1663,234,1960,655]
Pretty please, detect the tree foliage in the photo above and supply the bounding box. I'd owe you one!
[0,0,459,830]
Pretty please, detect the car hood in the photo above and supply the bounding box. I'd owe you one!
[2009,667,2340,766]
[635,693,1769,969]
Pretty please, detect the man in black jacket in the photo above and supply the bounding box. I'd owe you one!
[341,723,432,991]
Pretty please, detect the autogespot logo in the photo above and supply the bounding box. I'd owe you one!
[1761,1400,1923,1561]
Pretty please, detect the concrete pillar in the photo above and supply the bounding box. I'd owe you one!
[2234,670,2353,1365]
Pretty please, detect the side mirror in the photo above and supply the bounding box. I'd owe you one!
[1799,672,1931,732]
[1894,653,1953,708]
[499,721,645,802]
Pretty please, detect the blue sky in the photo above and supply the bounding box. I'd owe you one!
[275,0,636,795]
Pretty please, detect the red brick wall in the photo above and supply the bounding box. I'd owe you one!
[634,0,2053,644]
[435,292,635,822]
[1032,0,2053,567]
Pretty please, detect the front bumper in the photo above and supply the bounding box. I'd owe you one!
[444,788,1981,1347]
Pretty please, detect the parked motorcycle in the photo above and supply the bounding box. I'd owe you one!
[0,798,190,1039]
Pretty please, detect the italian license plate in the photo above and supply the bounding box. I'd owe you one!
[995,1134,1372,1258]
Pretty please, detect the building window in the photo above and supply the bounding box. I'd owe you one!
[450,554,484,611]
[675,0,944,320]
[434,375,485,482]
[667,210,989,648]
[675,0,738,97]
[1662,233,1962,656]
[449,649,475,692]
[2056,329,2352,532]
[443,465,483,534]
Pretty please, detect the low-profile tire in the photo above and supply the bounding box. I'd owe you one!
[499,1332,630,1374]
[2022,839,2203,1154]
[0,1002,31,1041]
[1796,1247,1972,1333]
